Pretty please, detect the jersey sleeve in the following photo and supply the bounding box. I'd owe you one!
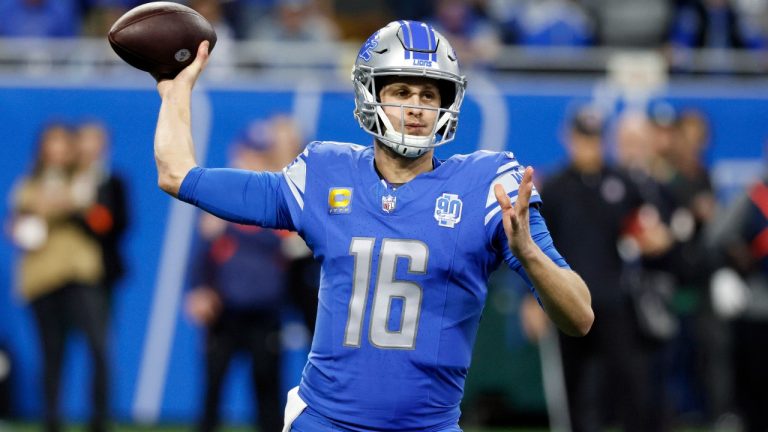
[482,152,567,296]
[279,142,320,233]
[177,167,295,231]
[483,152,542,237]
[493,206,570,296]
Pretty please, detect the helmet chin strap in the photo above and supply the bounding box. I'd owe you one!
[375,105,452,158]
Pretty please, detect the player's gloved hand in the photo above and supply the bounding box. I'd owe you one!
[494,166,537,260]
[156,40,210,95]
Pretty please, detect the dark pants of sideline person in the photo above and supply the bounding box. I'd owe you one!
[31,282,110,432]
[198,309,282,432]
[732,319,768,432]
[287,256,320,337]
[559,300,654,432]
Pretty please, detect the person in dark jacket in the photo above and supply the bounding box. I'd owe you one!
[707,173,768,432]
[73,121,129,299]
[185,116,314,432]
[536,106,673,432]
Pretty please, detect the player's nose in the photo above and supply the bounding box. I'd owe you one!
[405,99,424,116]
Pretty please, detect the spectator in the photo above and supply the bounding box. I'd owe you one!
[222,0,278,40]
[641,101,679,186]
[667,0,767,72]
[613,110,681,286]
[247,0,340,70]
[250,0,339,42]
[428,0,502,68]
[664,109,731,426]
[732,0,768,42]
[706,167,768,432]
[72,121,129,305]
[383,0,433,23]
[485,0,525,44]
[78,0,132,37]
[615,107,676,208]
[9,122,110,432]
[331,0,392,41]
[185,116,311,432]
[582,0,672,47]
[615,109,723,429]
[190,0,236,78]
[669,0,766,50]
[670,109,712,185]
[537,106,671,432]
[0,0,80,38]
[503,0,595,47]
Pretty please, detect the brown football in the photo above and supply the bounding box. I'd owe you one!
[108,2,217,79]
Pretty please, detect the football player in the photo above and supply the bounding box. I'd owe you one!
[153,20,593,432]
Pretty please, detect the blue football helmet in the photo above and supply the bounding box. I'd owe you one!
[352,20,468,158]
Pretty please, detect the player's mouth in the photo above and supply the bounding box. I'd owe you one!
[405,123,428,133]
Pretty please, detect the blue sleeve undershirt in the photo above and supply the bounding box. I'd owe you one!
[494,205,570,300]
[177,167,295,231]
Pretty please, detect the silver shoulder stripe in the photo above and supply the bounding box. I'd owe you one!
[496,160,520,174]
[282,169,305,210]
[284,156,307,194]
[486,170,522,207]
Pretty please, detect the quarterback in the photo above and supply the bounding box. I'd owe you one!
[153,20,593,432]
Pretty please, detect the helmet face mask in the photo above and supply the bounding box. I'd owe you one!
[352,21,467,158]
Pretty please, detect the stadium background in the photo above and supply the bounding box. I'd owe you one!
[2,73,767,428]
[1,0,768,430]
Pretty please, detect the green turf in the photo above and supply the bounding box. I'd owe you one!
[0,424,552,432]
[0,423,713,432]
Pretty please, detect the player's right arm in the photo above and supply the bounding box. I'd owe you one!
[153,41,296,231]
[154,41,210,197]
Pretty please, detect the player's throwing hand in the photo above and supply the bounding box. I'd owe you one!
[157,41,210,95]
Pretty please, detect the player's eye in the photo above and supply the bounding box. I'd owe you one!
[394,89,409,98]
[421,90,439,106]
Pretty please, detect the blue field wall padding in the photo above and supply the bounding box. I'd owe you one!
[0,77,766,424]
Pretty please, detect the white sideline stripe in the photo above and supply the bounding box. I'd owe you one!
[540,329,572,432]
[293,77,322,143]
[285,76,321,212]
[132,86,213,424]
[469,73,509,152]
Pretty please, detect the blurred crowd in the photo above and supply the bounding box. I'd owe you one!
[2,2,768,426]
[5,114,319,432]
[3,91,768,431]
[1,0,767,70]
[514,101,768,432]
[184,115,319,432]
[9,120,127,432]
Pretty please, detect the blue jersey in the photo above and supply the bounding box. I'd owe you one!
[179,141,569,431]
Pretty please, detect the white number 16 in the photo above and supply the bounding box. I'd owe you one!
[344,237,428,349]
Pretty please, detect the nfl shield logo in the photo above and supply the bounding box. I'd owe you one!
[382,195,397,213]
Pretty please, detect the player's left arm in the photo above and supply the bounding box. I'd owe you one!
[494,166,594,337]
